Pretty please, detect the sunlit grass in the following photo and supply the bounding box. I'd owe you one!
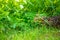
[0,26,60,40]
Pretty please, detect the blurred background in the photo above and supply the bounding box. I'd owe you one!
[0,0,60,40]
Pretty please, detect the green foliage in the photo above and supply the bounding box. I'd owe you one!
[0,0,60,40]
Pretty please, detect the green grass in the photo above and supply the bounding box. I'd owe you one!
[0,26,60,40]
[0,0,60,40]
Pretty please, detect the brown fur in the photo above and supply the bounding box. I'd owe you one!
[34,14,60,28]
[47,16,60,28]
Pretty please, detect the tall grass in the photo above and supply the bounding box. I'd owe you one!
[0,26,60,40]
